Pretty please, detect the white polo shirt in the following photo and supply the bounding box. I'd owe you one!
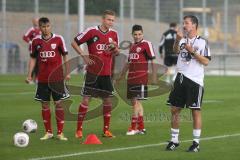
[176,35,211,86]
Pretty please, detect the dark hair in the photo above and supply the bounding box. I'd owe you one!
[38,17,50,26]
[102,10,116,18]
[184,15,198,29]
[170,22,177,28]
[132,24,143,33]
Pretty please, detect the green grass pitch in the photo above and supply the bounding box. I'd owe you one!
[0,75,240,160]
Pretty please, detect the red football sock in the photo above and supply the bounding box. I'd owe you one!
[77,103,88,131]
[42,106,52,133]
[55,104,64,135]
[103,105,112,132]
[138,115,145,130]
[131,116,138,130]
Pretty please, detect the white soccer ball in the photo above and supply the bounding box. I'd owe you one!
[22,119,38,133]
[13,132,29,147]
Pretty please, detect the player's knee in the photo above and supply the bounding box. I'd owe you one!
[81,97,90,106]
[131,99,138,107]
[54,100,62,108]
[191,109,201,116]
[132,105,139,112]
[103,98,112,106]
[41,102,50,109]
[171,107,181,115]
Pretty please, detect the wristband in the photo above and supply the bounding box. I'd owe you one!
[191,51,196,56]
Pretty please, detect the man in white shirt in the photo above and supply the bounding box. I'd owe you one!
[165,15,211,152]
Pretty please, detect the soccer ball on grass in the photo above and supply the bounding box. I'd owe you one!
[22,119,38,133]
[13,132,29,147]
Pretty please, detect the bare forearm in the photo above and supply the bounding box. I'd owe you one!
[192,52,210,66]
[27,58,36,77]
[151,59,158,83]
[173,40,180,53]
[63,55,70,75]
[71,41,85,57]
[119,63,129,79]
[151,59,158,75]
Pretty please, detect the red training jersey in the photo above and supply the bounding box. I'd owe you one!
[23,27,41,51]
[127,39,156,85]
[74,26,119,76]
[30,34,68,83]
[23,27,41,43]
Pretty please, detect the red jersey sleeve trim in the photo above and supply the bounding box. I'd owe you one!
[144,40,156,58]
[74,26,96,45]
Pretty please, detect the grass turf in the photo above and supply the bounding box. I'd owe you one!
[0,75,240,160]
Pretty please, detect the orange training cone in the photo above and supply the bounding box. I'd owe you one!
[83,134,102,144]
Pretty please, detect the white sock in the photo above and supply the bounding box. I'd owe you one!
[193,129,201,144]
[171,128,179,143]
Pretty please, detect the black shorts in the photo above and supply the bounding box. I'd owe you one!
[167,73,204,110]
[81,72,114,98]
[164,55,178,67]
[35,82,70,102]
[127,84,148,100]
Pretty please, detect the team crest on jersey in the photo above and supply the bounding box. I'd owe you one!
[136,47,141,53]
[108,38,113,43]
[37,45,41,50]
[93,36,99,42]
[51,44,56,49]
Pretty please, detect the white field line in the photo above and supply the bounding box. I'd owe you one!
[203,100,223,103]
[29,133,240,160]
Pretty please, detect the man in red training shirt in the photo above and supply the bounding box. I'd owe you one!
[26,17,70,141]
[72,10,119,139]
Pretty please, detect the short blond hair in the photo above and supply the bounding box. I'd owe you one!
[102,10,116,18]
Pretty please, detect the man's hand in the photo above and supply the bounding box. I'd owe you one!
[176,28,184,41]
[173,28,183,54]
[185,43,194,53]
[65,74,71,81]
[108,41,117,50]
[25,76,33,84]
[107,41,119,56]
[82,56,95,65]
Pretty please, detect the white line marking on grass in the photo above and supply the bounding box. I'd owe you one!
[203,100,223,103]
[29,133,240,160]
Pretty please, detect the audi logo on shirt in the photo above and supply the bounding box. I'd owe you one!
[40,51,56,58]
[129,53,140,60]
[96,44,109,51]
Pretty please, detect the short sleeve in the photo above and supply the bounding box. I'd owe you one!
[30,39,37,58]
[204,40,211,59]
[59,36,68,55]
[144,41,156,60]
[74,28,92,45]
